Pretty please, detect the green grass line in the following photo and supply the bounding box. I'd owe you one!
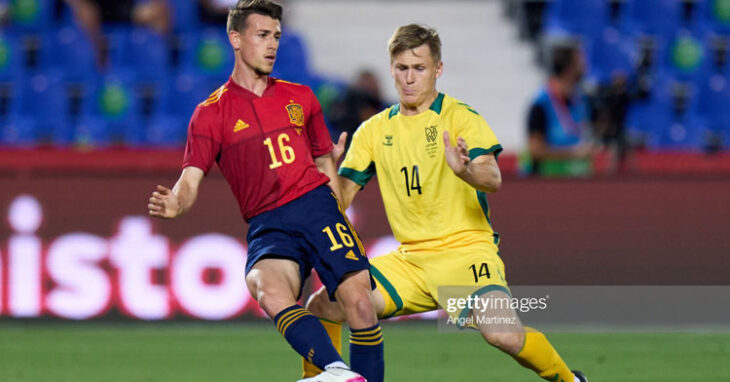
[0,322,728,381]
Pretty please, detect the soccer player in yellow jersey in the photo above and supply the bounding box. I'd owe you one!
[302,24,588,382]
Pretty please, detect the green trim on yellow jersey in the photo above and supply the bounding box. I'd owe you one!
[339,162,376,186]
[387,92,445,119]
[469,144,503,161]
[370,265,403,317]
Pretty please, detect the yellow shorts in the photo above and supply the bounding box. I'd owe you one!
[369,232,509,320]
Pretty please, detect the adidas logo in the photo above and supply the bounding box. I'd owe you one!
[234,119,249,132]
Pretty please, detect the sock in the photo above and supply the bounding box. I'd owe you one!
[274,305,344,371]
[349,323,384,382]
[302,319,343,378]
[513,327,575,382]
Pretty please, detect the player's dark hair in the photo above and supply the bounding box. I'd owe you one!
[227,0,283,34]
[388,24,442,64]
[550,42,580,77]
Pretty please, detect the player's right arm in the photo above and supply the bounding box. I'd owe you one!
[148,166,205,219]
[337,117,378,210]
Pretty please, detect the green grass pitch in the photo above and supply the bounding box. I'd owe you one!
[1,322,729,381]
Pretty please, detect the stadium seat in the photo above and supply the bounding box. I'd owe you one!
[543,0,610,40]
[661,29,709,82]
[169,0,200,33]
[180,28,233,81]
[145,113,187,148]
[588,27,636,83]
[0,114,38,146]
[80,70,141,146]
[0,33,24,81]
[5,0,55,34]
[644,79,709,151]
[698,0,730,34]
[698,72,730,134]
[19,69,73,145]
[42,25,99,83]
[126,27,171,82]
[272,28,315,85]
[623,0,683,37]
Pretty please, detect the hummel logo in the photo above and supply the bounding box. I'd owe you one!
[234,119,249,132]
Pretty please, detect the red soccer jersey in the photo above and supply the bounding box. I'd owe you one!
[182,77,333,221]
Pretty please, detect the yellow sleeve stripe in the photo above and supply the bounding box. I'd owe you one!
[275,79,305,87]
[201,86,228,107]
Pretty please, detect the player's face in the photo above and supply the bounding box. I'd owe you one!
[390,44,443,111]
[231,13,281,76]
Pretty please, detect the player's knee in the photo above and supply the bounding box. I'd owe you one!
[255,287,297,319]
[340,289,378,327]
[482,330,525,355]
[305,288,341,321]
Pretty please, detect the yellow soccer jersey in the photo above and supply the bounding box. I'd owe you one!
[339,93,502,245]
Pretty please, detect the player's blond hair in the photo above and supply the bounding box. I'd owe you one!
[388,24,442,64]
[227,0,283,33]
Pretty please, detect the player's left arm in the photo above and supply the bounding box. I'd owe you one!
[443,131,501,193]
[314,152,342,201]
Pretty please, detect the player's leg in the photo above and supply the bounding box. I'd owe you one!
[245,258,348,372]
[333,269,384,382]
[472,289,578,382]
[303,277,388,378]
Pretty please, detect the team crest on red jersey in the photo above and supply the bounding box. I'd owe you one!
[286,102,305,127]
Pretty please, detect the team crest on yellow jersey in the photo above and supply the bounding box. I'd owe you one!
[383,135,393,146]
[286,102,305,126]
[425,125,438,143]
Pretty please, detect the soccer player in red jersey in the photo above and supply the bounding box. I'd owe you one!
[147,2,382,381]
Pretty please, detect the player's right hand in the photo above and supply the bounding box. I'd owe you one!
[148,185,180,219]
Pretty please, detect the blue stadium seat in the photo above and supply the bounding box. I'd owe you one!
[158,69,213,117]
[698,0,730,34]
[180,28,234,81]
[0,114,38,146]
[126,27,171,82]
[698,73,730,134]
[0,33,24,81]
[80,70,140,146]
[660,29,709,82]
[74,114,112,147]
[5,0,55,34]
[272,28,314,85]
[169,0,200,33]
[145,113,187,148]
[43,25,99,83]
[19,69,72,145]
[588,27,636,83]
[543,0,610,40]
[643,78,709,151]
[623,0,683,37]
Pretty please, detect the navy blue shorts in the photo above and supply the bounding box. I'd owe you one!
[246,185,374,300]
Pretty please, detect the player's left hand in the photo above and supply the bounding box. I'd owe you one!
[443,131,470,175]
[332,131,348,162]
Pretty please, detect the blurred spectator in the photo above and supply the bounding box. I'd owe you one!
[525,40,598,176]
[64,0,171,66]
[199,0,235,24]
[328,69,386,151]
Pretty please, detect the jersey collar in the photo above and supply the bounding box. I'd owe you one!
[389,92,445,119]
[226,76,277,99]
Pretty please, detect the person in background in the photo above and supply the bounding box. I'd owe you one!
[328,69,387,151]
[64,0,171,66]
[526,40,598,177]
